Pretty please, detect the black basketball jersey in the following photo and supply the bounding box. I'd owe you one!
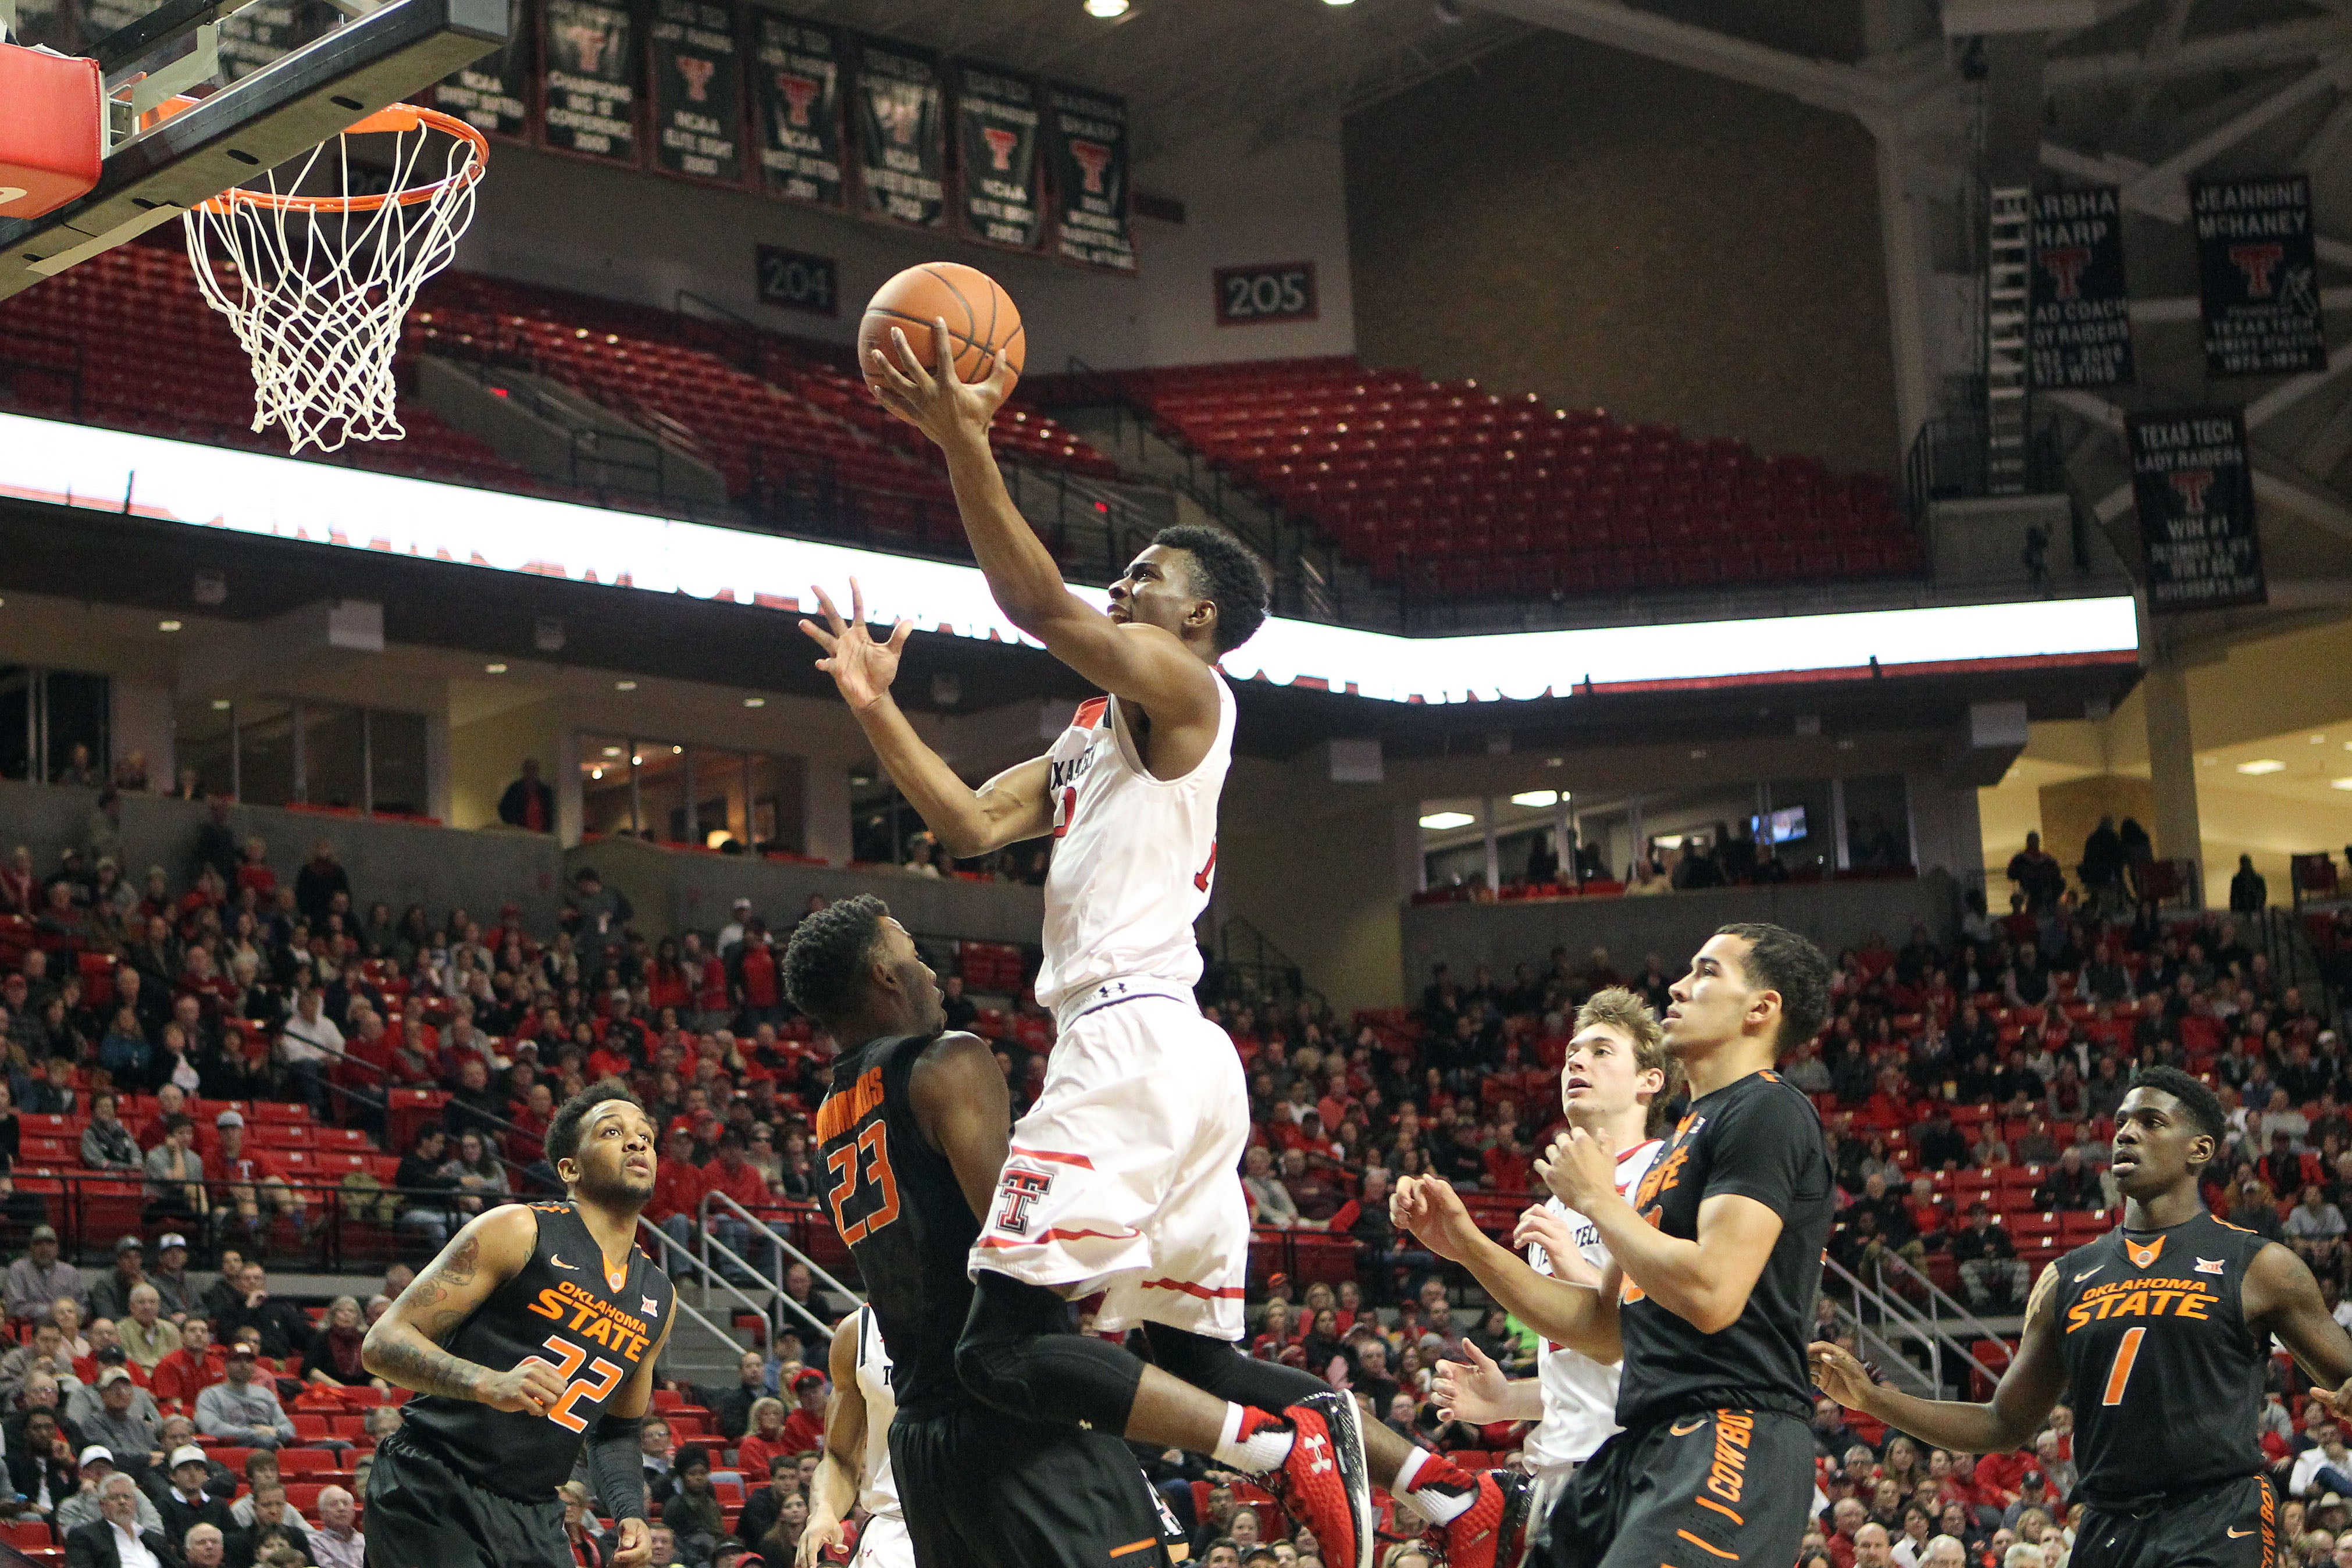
[816,1031,975,1420]
[1614,1067,1835,1431]
[399,1200,676,1502]
[2054,1211,2271,1505]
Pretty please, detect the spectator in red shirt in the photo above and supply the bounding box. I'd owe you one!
[1482,1132,1534,1194]
[778,1369,827,1453]
[732,924,782,1028]
[208,1110,308,1248]
[647,1125,707,1256]
[149,1315,225,1413]
[701,1130,771,1281]
[733,1396,793,1480]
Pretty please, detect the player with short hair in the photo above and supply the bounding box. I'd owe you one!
[1417,988,1677,1549]
[1812,1065,2352,1568]
[361,1085,675,1568]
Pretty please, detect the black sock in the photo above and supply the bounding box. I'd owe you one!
[1141,1322,1331,1410]
[955,1271,1147,1432]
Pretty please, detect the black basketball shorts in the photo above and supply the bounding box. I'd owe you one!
[363,1427,571,1568]
[1535,1407,1815,1568]
[889,1400,1177,1568]
[2070,1475,2275,1568]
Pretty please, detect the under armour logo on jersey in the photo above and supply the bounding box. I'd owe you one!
[550,1253,580,1271]
[1096,982,1128,1000]
[2195,1257,2225,1275]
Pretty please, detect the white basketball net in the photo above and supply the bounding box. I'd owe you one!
[184,106,485,455]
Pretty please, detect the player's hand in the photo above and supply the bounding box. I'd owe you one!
[1808,1341,1877,1410]
[1536,1127,1616,1213]
[608,1516,651,1568]
[797,1512,846,1568]
[867,316,1015,449]
[800,579,910,714]
[1510,1206,1582,1266]
[475,1356,566,1416]
[2312,1381,2352,1426]
[1389,1175,1485,1263]
[1432,1340,1513,1425]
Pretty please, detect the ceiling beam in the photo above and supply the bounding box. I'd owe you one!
[2119,58,2351,219]
[2046,16,2349,90]
[1466,0,1882,115]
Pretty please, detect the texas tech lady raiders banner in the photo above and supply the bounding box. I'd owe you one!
[649,0,742,184]
[2195,176,2324,376]
[750,9,842,206]
[435,0,534,140]
[956,63,1042,250]
[2030,186,2133,389]
[853,37,945,228]
[541,0,639,165]
[1047,84,1134,272]
[2128,407,2267,614]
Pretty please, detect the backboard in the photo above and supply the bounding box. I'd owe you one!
[0,0,507,300]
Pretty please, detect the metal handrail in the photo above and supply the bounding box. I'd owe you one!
[1816,1266,1939,1397]
[635,1214,797,1356]
[1860,1248,2012,1381]
[697,1189,863,1342]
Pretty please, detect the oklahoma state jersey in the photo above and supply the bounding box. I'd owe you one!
[1031,680,1234,1017]
[2054,1211,2271,1504]
[398,1200,675,1501]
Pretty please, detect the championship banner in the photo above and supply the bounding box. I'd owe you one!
[2128,407,2267,614]
[540,0,639,165]
[649,0,742,184]
[851,36,944,227]
[434,0,534,140]
[1046,83,1134,273]
[2195,176,2324,376]
[956,62,1041,250]
[2029,186,2133,389]
[750,9,842,206]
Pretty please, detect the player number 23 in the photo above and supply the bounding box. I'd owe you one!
[826,1121,901,1245]
[528,1334,626,1432]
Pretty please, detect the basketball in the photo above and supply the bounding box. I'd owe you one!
[860,262,1025,393]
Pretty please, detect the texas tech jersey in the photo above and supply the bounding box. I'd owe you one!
[816,1032,975,1420]
[1523,1138,1663,1470]
[851,1305,901,1523]
[2054,1211,2272,1505]
[1031,680,1234,1017]
[398,1200,675,1501]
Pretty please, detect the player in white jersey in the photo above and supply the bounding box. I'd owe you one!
[1399,989,1681,1558]
[803,1306,908,1568]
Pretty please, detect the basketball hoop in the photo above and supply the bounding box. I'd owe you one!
[183,102,487,455]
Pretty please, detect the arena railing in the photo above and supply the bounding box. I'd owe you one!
[692,1189,862,1345]
[1821,1250,2007,1399]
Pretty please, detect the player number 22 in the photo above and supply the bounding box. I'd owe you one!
[529,1334,626,1432]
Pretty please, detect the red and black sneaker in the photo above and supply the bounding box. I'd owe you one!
[1424,1467,1533,1568]
[1259,1391,1375,1568]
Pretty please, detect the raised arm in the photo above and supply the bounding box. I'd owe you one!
[865,322,1221,726]
[800,1314,867,1568]
[800,580,1052,858]
[360,1204,566,1413]
[1809,1260,2067,1454]
[907,1031,1013,1221]
[1390,1175,1620,1360]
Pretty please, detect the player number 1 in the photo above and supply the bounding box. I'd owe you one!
[2100,1325,2145,1405]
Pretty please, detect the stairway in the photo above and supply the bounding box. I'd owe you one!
[1984,186,2033,497]
[415,356,730,508]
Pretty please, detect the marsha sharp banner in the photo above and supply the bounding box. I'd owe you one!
[2029,186,2133,389]
[2194,176,2325,376]
[2127,407,2267,614]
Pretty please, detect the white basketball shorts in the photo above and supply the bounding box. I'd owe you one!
[968,982,1250,1340]
[853,1512,914,1568]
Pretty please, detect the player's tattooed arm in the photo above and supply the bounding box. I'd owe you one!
[362,1205,557,1410]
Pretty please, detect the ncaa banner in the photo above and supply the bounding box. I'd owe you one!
[649,0,743,184]
[540,0,640,165]
[2128,407,2267,614]
[434,0,535,140]
[2195,176,2324,376]
[1047,83,1134,272]
[2029,186,2133,389]
[750,9,842,206]
[852,37,945,228]
[956,62,1042,251]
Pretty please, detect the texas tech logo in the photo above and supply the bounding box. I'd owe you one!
[994,1169,1053,1234]
[2039,245,2091,301]
[2167,468,2216,515]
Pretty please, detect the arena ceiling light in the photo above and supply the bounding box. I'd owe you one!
[2335,778,2352,791]
[0,413,2143,705]
[1082,0,1128,15]
[1419,810,1475,830]
[1509,789,1559,808]
[2237,759,2286,774]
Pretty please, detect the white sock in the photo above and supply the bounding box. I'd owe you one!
[1210,1402,1296,1473]
[1396,1448,1476,1524]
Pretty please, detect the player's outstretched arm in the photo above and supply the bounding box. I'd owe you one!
[800,1314,866,1568]
[1808,1260,2066,1454]
[2248,1241,2352,1420]
[868,323,1220,725]
[1431,1339,1545,1424]
[1391,1175,1619,1360]
[800,580,1053,859]
[908,1031,1014,1221]
[361,1204,564,1411]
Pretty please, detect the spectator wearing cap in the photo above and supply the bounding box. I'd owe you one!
[498,760,555,833]
[6,1224,81,1323]
[157,1442,234,1546]
[77,1363,159,1476]
[717,899,753,957]
[148,1316,223,1414]
[55,1445,166,1537]
[779,1367,828,1454]
[116,1284,179,1373]
[66,1353,158,1444]
[2000,1470,2054,1529]
[192,1344,293,1449]
[86,1237,150,1324]
[206,1114,308,1248]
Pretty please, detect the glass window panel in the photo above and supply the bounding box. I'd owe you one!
[302,703,366,808]
[44,671,108,785]
[749,754,804,854]
[1764,779,1835,878]
[0,669,33,784]
[580,734,636,836]
[236,699,295,807]
[1843,774,1913,869]
[686,747,749,850]
[175,698,236,801]
[370,711,430,817]
[635,742,687,844]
